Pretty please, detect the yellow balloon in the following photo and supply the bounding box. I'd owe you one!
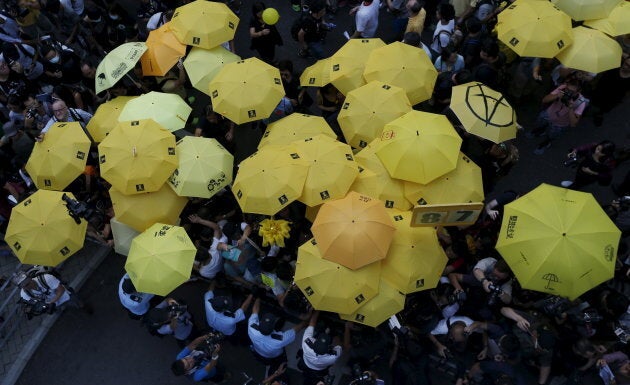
[262,8,280,25]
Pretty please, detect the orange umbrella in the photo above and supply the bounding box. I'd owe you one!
[141,23,187,76]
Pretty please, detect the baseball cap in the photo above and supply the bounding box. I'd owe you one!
[122,278,136,294]
[209,296,233,312]
[312,333,331,355]
[258,313,277,335]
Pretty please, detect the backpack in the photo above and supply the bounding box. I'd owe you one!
[290,11,309,41]
[24,265,67,291]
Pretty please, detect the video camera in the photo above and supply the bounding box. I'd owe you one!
[166,304,188,318]
[199,330,225,355]
[62,193,94,225]
[535,296,572,318]
[22,299,56,320]
[560,89,579,107]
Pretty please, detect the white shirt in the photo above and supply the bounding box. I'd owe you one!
[20,274,70,306]
[301,326,342,370]
[198,235,228,279]
[42,108,93,133]
[204,291,245,336]
[60,0,84,16]
[430,316,473,335]
[355,0,381,38]
[431,19,454,53]
[155,300,193,340]
[118,274,154,316]
[146,12,166,31]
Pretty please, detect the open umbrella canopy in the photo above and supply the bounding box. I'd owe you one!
[583,1,630,36]
[209,57,285,124]
[337,81,412,150]
[375,111,462,184]
[99,119,178,195]
[311,191,396,270]
[25,122,91,191]
[110,185,188,232]
[551,0,623,21]
[125,223,196,296]
[329,38,386,95]
[556,26,623,74]
[183,46,240,96]
[141,22,187,76]
[258,113,336,148]
[294,238,381,314]
[294,135,359,207]
[169,0,239,49]
[496,183,621,300]
[300,58,332,87]
[496,0,573,58]
[339,280,405,327]
[363,41,438,105]
[351,141,411,210]
[404,152,484,206]
[118,91,192,132]
[380,209,448,294]
[5,190,87,266]
[167,136,233,198]
[232,145,309,215]
[95,42,147,94]
[87,96,136,142]
[110,216,140,257]
[450,82,517,144]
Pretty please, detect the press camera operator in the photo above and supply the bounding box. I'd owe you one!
[146,298,194,346]
[300,311,349,385]
[171,333,224,382]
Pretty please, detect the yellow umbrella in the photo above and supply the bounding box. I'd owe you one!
[294,238,381,314]
[381,210,448,294]
[556,26,623,74]
[583,1,630,36]
[375,111,462,184]
[329,38,386,95]
[496,0,573,58]
[258,113,336,148]
[404,152,484,206]
[125,223,196,296]
[450,82,517,144]
[209,57,285,124]
[496,183,621,300]
[300,58,332,87]
[95,42,147,94]
[110,185,188,232]
[294,135,359,207]
[110,217,140,256]
[339,280,405,327]
[311,191,396,270]
[25,122,91,191]
[232,145,309,215]
[169,0,240,49]
[305,204,321,223]
[98,119,178,195]
[363,41,438,105]
[167,136,234,198]
[87,96,136,143]
[338,81,412,150]
[141,22,187,76]
[552,0,622,21]
[351,141,412,210]
[5,190,87,266]
[183,46,241,96]
[118,91,192,132]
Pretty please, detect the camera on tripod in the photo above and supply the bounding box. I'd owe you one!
[62,193,94,225]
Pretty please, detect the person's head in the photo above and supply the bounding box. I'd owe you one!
[448,320,468,345]
[402,32,421,47]
[309,1,326,19]
[466,17,482,34]
[595,140,615,160]
[7,94,24,113]
[171,356,195,376]
[311,333,332,355]
[437,3,455,22]
[278,59,294,82]
[221,220,241,241]
[258,313,279,335]
[210,295,233,313]
[41,45,61,64]
[480,38,500,62]
[252,1,266,18]
[440,43,457,64]
[51,100,69,121]
[498,334,520,360]
[80,58,98,79]
[600,290,629,319]
[406,0,422,13]
[453,69,473,85]
[84,7,104,23]
[52,85,75,106]
[0,57,10,76]
[492,259,512,281]
[563,77,582,93]
[260,257,279,273]
[573,338,597,358]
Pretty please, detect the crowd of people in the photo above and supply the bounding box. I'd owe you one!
[1,0,630,384]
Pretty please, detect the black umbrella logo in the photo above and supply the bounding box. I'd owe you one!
[465,83,515,128]
[542,273,559,290]
[97,73,106,85]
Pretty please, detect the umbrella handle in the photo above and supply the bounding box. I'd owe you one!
[132,146,137,157]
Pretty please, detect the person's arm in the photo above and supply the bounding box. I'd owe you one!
[250,26,270,38]
[197,344,220,378]
[236,223,252,247]
[542,86,563,104]
[194,125,203,137]
[298,28,307,51]
[293,318,309,332]
[500,307,530,331]
[188,214,222,240]
[224,121,235,142]
[448,272,464,292]
[309,310,320,327]
[343,321,352,350]
[538,365,551,385]
[252,297,261,315]
[240,294,254,311]
[47,281,67,304]
[568,107,580,127]
[261,362,287,385]
[428,333,449,358]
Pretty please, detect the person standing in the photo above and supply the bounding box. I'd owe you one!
[561,140,616,190]
[118,273,154,320]
[40,99,92,134]
[349,0,380,38]
[297,1,327,60]
[249,2,283,64]
[204,281,253,336]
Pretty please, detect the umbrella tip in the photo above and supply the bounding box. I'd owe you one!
[133,146,137,157]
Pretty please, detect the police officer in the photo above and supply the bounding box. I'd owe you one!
[118,273,154,319]
[204,280,253,336]
[300,311,349,385]
[248,297,307,375]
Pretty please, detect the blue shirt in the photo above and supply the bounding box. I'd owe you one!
[248,313,296,358]
[204,291,245,336]
[175,347,216,382]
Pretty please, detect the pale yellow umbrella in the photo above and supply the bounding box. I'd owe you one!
[183,46,241,96]
[110,217,140,256]
[556,26,623,74]
[329,38,386,95]
[552,0,623,21]
[118,91,192,132]
[258,113,336,148]
[337,81,412,150]
[583,1,630,36]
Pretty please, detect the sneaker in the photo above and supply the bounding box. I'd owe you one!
[561,181,573,188]
[533,142,551,155]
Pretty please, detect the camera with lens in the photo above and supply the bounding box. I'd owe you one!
[563,154,579,168]
[614,324,630,344]
[22,299,56,320]
[166,304,188,317]
[199,330,225,354]
[62,193,94,225]
[350,364,377,385]
[487,282,504,307]
[560,89,578,106]
[25,107,38,120]
[535,296,571,317]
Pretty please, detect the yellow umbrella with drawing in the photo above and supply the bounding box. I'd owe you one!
[339,279,405,327]
[294,135,359,207]
[258,113,336,148]
[404,152,484,206]
[141,22,187,76]
[556,26,623,74]
[551,0,623,21]
[183,46,241,95]
[25,122,91,191]
[209,57,285,124]
[583,1,630,36]
[375,111,462,184]
[5,190,87,266]
[232,144,309,215]
[294,238,381,314]
[363,41,438,105]
[300,58,332,87]
[496,183,621,300]
[450,82,517,144]
[87,96,136,142]
[118,91,192,132]
[380,209,448,294]
[95,42,147,94]
[337,81,412,150]
[329,38,386,95]
[169,0,240,49]
[125,223,197,296]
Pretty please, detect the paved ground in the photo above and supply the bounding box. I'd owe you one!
[7,1,630,385]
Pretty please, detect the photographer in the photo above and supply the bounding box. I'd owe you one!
[561,140,616,190]
[148,298,194,347]
[118,273,154,320]
[300,311,348,385]
[171,334,222,382]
